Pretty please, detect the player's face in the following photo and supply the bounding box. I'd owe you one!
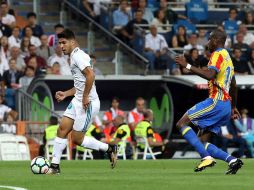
[207,35,217,53]
[58,38,73,55]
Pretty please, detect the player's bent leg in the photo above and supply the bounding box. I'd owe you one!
[72,130,118,169]
[176,114,216,172]
[47,117,74,175]
[205,142,243,174]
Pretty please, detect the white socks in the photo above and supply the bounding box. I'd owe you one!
[81,136,108,152]
[51,137,68,165]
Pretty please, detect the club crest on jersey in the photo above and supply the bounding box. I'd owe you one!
[67,103,72,109]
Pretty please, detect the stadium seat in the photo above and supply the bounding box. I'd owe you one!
[16,135,30,160]
[82,149,94,160]
[45,139,71,160]
[117,140,127,160]
[134,136,161,160]
[0,134,21,160]
[185,0,208,24]
[173,20,196,35]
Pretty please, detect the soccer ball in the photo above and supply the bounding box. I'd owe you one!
[30,156,50,174]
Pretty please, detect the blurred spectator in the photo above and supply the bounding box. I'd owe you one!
[112,0,132,34]
[220,123,246,158]
[171,25,188,48]
[47,45,71,75]
[185,0,208,24]
[47,62,60,75]
[19,66,35,89]
[103,97,125,140]
[134,109,168,158]
[128,97,145,130]
[38,116,59,156]
[2,58,23,108]
[27,56,43,76]
[20,36,31,57]
[110,115,131,157]
[137,0,154,24]
[25,44,47,70]
[232,32,250,56]
[243,11,254,25]
[158,0,187,24]
[23,12,44,38]
[0,20,12,37]
[199,46,211,69]
[82,0,111,21]
[8,26,21,48]
[151,9,170,33]
[0,45,9,76]
[143,24,176,72]
[0,2,16,29]
[197,28,208,47]
[9,46,25,72]
[0,94,17,122]
[48,24,64,47]
[234,108,254,158]
[36,34,54,61]
[0,73,3,94]
[247,49,254,74]
[1,36,10,59]
[90,54,102,75]
[235,24,254,48]
[121,9,148,45]
[217,25,232,48]
[231,48,250,75]
[23,26,41,47]
[182,48,201,74]
[183,33,204,55]
[0,113,16,134]
[223,7,242,39]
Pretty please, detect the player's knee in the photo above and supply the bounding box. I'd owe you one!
[71,132,83,145]
[176,120,185,130]
[57,125,68,138]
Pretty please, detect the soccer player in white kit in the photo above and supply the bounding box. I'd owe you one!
[47,29,117,174]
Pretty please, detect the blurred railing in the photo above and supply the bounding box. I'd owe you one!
[16,88,61,121]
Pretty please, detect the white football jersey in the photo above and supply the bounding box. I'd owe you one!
[70,47,99,101]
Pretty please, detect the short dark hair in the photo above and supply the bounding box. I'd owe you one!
[89,54,96,59]
[210,29,227,46]
[27,12,37,18]
[49,116,58,125]
[189,48,198,55]
[229,7,238,14]
[57,29,75,40]
[25,65,35,72]
[1,1,8,6]
[233,47,241,53]
[54,23,64,29]
[112,96,120,102]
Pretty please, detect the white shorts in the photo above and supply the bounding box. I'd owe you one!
[63,97,100,132]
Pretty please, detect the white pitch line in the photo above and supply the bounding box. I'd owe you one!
[0,185,28,190]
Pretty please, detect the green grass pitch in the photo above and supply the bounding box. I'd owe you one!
[0,159,253,190]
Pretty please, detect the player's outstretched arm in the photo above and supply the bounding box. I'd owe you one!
[176,56,217,80]
[229,76,241,119]
[55,87,76,102]
[82,66,95,109]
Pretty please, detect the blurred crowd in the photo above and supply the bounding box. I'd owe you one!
[83,0,254,74]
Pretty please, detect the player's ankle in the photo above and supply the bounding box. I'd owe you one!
[50,163,59,168]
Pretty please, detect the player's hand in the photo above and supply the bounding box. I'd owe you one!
[55,91,66,102]
[175,55,187,68]
[82,96,90,110]
[231,107,241,120]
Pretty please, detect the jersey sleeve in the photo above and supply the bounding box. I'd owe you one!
[146,126,154,138]
[208,52,223,73]
[115,129,127,139]
[73,50,91,71]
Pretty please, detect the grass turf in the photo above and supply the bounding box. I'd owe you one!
[0,159,253,190]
